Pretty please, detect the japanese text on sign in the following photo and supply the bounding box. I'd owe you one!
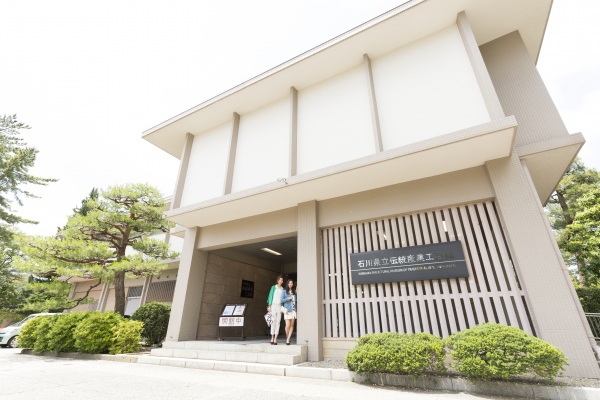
[349,241,469,285]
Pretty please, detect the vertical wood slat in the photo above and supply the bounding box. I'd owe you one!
[445,207,477,329]
[322,229,332,337]
[440,210,475,332]
[340,226,357,337]
[364,222,382,333]
[351,224,367,337]
[455,206,490,325]
[381,219,398,333]
[397,216,414,334]
[424,212,449,338]
[476,202,517,326]
[333,227,346,337]
[484,201,533,334]
[321,201,532,339]
[467,204,506,324]
[389,218,406,334]
[357,223,375,334]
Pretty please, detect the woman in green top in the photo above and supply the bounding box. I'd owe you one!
[267,275,284,345]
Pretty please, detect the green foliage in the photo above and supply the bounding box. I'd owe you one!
[562,188,600,284]
[32,314,60,353]
[46,312,89,353]
[110,320,143,355]
[0,243,24,308]
[16,311,141,355]
[546,159,600,285]
[345,332,446,376]
[0,115,56,243]
[446,323,568,380]
[19,279,75,313]
[73,312,124,354]
[16,183,178,315]
[576,287,600,312]
[16,315,50,349]
[131,302,170,345]
[0,308,27,327]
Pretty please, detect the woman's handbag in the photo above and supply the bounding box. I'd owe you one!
[264,312,273,326]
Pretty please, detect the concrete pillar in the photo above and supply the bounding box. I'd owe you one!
[486,154,600,378]
[297,200,323,361]
[165,227,209,342]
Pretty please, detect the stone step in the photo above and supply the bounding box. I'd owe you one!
[137,355,354,381]
[161,341,306,356]
[152,341,308,366]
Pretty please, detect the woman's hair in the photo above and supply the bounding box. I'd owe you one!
[285,279,296,294]
[275,275,283,283]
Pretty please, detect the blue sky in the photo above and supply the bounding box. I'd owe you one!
[1,0,598,236]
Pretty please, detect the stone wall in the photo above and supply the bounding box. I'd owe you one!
[196,254,280,339]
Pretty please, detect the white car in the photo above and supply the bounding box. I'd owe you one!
[0,313,57,348]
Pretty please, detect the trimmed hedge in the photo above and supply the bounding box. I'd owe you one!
[18,311,141,355]
[131,302,170,345]
[110,320,143,355]
[17,315,50,349]
[345,332,446,376]
[446,323,568,380]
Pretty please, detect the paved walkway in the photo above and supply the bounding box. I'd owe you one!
[0,348,522,400]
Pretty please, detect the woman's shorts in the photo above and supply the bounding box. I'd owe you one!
[284,310,296,320]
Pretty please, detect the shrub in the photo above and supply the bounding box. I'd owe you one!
[131,302,171,345]
[110,320,143,355]
[46,312,89,353]
[446,323,568,380]
[32,315,61,353]
[16,315,48,349]
[73,312,124,354]
[345,332,446,376]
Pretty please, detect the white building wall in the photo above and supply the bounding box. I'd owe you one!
[180,122,231,206]
[371,24,490,150]
[232,97,289,192]
[296,63,374,174]
[168,235,184,254]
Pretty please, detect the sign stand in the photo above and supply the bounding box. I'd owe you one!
[217,304,247,340]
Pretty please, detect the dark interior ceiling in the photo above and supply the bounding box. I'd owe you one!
[217,236,298,264]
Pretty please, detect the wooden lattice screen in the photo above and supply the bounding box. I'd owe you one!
[321,201,534,338]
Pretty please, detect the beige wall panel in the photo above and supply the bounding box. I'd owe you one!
[480,32,569,147]
[196,254,279,339]
[198,207,297,250]
[71,281,103,312]
[152,268,179,282]
[323,339,357,360]
[297,64,374,174]
[372,24,489,151]
[232,97,290,192]
[319,166,493,228]
[180,122,231,206]
[104,289,116,311]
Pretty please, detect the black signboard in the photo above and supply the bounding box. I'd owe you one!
[349,241,469,285]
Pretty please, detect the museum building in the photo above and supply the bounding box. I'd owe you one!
[140,0,600,377]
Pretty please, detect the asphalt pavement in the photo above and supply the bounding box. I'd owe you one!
[0,348,521,400]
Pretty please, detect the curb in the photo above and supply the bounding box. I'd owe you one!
[360,373,600,400]
[20,350,600,399]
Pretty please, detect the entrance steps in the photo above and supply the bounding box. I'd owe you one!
[138,340,308,370]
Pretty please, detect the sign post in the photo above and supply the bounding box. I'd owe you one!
[217,304,247,340]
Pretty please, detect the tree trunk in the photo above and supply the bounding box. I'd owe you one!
[556,191,573,225]
[114,270,126,316]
